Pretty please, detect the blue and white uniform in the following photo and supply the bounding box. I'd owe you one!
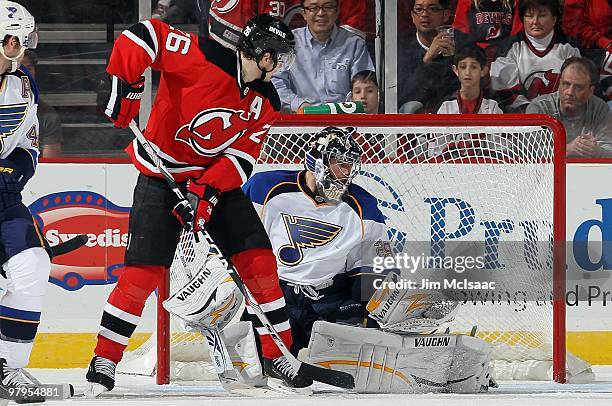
[244,169,387,352]
[0,66,50,368]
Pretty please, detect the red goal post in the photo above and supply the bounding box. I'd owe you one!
[150,113,567,384]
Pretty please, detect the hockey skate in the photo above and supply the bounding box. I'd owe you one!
[0,358,45,403]
[263,356,313,394]
[85,356,116,398]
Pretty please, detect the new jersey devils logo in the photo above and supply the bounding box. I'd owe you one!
[486,25,501,41]
[175,108,251,156]
[211,0,239,14]
[525,69,560,100]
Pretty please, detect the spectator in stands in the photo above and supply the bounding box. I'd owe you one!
[349,70,379,114]
[562,0,612,104]
[438,46,502,113]
[562,0,611,51]
[271,0,374,113]
[397,0,471,113]
[526,57,612,157]
[431,46,502,157]
[452,0,523,62]
[489,0,580,112]
[21,50,63,158]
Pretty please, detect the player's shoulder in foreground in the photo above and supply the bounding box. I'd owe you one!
[345,183,385,223]
[243,169,301,204]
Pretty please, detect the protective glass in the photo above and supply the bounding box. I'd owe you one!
[277,49,296,71]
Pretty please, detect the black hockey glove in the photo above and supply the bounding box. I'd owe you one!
[0,159,25,194]
[172,180,219,231]
[104,75,145,128]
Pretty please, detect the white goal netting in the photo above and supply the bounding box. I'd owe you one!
[118,117,587,383]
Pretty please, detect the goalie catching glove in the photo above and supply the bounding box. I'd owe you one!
[173,180,220,231]
[105,75,144,128]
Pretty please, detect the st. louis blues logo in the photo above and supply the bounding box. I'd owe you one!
[0,103,28,140]
[278,213,342,266]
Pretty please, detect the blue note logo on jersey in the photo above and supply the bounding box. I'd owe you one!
[0,103,28,140]
[278,213,343,266]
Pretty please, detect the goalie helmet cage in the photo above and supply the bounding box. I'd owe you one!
[122,114,568,385]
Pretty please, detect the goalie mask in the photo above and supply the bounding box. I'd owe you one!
[305,126,362,202]
[0,1,37,73]
[237,14,296,78]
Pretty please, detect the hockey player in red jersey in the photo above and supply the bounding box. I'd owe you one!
[84,14,310,395]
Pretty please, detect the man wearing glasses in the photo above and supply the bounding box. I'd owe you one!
[271,0,374,113]
[398,0,473,113]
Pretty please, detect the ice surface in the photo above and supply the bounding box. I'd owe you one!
[26,365,612,405]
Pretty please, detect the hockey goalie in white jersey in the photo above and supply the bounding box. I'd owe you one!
[0,1,52,403]
[243,126,388,354]
[164,126,495,393]
[241,127,495,393]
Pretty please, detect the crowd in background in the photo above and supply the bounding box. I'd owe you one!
[16,0,612,158]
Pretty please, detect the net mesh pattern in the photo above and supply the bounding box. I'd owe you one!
[119,123,560,380]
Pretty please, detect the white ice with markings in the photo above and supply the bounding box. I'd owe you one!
[20,365,612,405]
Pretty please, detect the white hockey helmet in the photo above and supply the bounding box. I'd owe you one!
[0,1,37,72]
[0,1,37,48]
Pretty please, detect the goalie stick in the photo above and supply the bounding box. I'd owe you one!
[128,122,355,390]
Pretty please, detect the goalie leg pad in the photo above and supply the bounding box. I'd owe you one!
[164,256,243,330]
[446,335,494,393]
[219,321,266,386]
[306,321,492,393]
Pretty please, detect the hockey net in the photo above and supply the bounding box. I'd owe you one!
[118,114,579,384]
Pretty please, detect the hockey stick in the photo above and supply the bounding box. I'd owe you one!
[49,234,88,258]
[128,122,355,389]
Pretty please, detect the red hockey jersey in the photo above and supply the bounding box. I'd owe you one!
[107,19,281,192]
[562,0,611,49]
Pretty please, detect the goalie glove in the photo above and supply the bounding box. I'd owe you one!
[105,75,144,128]
[173,180,219,231]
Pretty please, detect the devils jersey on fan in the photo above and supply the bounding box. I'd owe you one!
[453,0,522,48]
[208,0,373,50]
[490,30,580,111]
[107,19,280,192]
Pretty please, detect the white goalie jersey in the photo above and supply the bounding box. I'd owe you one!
[243,169,388,286]
[0,68,39,159]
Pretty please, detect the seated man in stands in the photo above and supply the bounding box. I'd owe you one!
[271,0,374,113]
[490,0,580,112]
[562,0,611,104]
[397,0,472,113]
[527,57,612,157]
